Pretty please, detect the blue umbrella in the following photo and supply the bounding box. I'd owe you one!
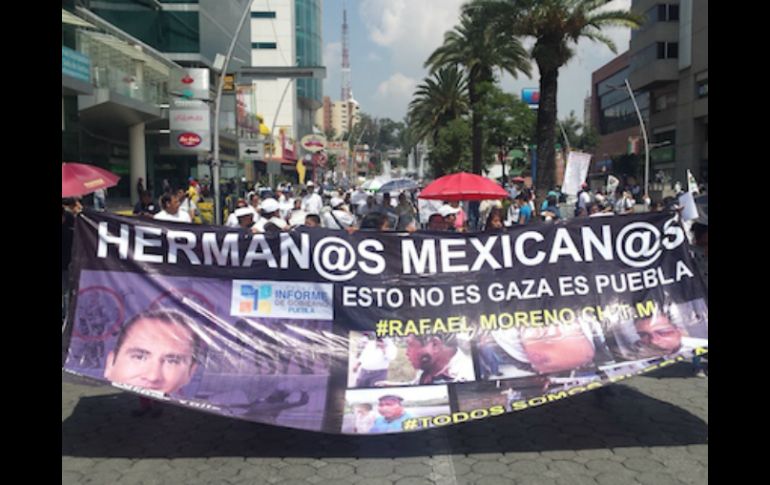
[377,178,418,193]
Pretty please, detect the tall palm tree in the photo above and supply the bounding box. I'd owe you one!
[465,0,643,207]
[408,65,469,146]
[425,10,531,175]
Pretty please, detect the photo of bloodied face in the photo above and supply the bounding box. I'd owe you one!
[605,298,708,362]
[479,319,615,379]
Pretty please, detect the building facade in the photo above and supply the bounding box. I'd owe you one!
[629,0,708,188]
[314,97,361,139]
[590,51,650,179]
[249,0,323,180]
[65,0,256,203]
[589,1,707,195]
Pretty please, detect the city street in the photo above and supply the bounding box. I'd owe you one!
[62,364,707,485]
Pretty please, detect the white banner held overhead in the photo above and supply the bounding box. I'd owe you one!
[562,151,593,196]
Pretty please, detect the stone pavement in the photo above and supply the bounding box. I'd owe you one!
[62,364,707,485]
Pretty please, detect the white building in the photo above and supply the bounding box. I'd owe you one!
[250,0,323,159]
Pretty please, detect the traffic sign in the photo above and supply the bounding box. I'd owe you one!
[239,139,265,160]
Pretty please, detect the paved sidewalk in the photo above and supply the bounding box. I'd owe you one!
[62,364,707,485]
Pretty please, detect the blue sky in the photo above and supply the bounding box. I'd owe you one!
[321,0,633,124]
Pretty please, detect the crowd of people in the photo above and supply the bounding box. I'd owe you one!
[144,176,702,236]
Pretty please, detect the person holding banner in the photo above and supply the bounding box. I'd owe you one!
[154,193,192,223]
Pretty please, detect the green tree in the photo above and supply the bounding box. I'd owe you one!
[407,65,469,174]
[466,0,643,208]
[477,82,536,175]
[425,10,531,175]
[323,126,337,142]
[556,111,598,152]
[429,118,473,177]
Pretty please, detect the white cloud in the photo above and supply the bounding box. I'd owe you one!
[359,0,465,74]
[357,0,634,122]
[323,42,342,100]
[372,73,419,120]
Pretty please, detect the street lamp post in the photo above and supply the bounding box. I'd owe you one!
[212,0,253,224]
[624,79,650,198]
[606,80,650,197]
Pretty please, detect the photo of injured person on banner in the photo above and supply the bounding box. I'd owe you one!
[347,331,476,388]
[342,385,451,434]
[604,298,708,362]
[478,317,616,380]
[63,269,336,431]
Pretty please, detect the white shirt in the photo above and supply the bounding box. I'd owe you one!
[302,193,323,214]
[358,339,398,371]
[179,198,197,216]
[154,210,192,223]
[225,213,240,227]
[279,198,294,219]
[323,209,356,229]
[505,204,520,227]
[288,209,307,227]
[355,411,376,434]
[578,191,592,209]
[254,215,288,233]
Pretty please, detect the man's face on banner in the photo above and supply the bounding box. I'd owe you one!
[405,336,440,371]
[635,314,682,355]
[520,324,595,374]
[378,398,405,420]
[104,318,198,394]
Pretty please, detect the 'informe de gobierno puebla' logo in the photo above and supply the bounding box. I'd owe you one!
[231,280,334,321]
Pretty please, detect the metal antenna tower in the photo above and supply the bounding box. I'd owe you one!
[341,1,351,101]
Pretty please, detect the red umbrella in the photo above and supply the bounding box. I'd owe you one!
[62,162,120,198]
[418,172,510,201]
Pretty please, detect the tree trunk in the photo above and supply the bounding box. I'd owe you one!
[535,66,558,217]
[469,79,483,175]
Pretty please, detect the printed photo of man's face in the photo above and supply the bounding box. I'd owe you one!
[634,314,682,355]
[104,317,198,395]
[519,324,596,374]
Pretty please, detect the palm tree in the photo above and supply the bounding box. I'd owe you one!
[425,10,531,175]
[465,0,643,208]
[407,65,469,148]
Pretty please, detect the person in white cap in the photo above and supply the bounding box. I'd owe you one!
[302,182,323,215]
[225,199,249,227]
[234,206,258,233]
[438,204,461,232]
[323,197,356,230]
[254,198,289,233]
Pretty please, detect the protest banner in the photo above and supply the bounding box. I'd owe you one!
[63,211,708,434]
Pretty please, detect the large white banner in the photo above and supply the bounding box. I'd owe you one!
[562,151,593,196]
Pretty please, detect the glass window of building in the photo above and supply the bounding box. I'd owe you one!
[251,11,277,18]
